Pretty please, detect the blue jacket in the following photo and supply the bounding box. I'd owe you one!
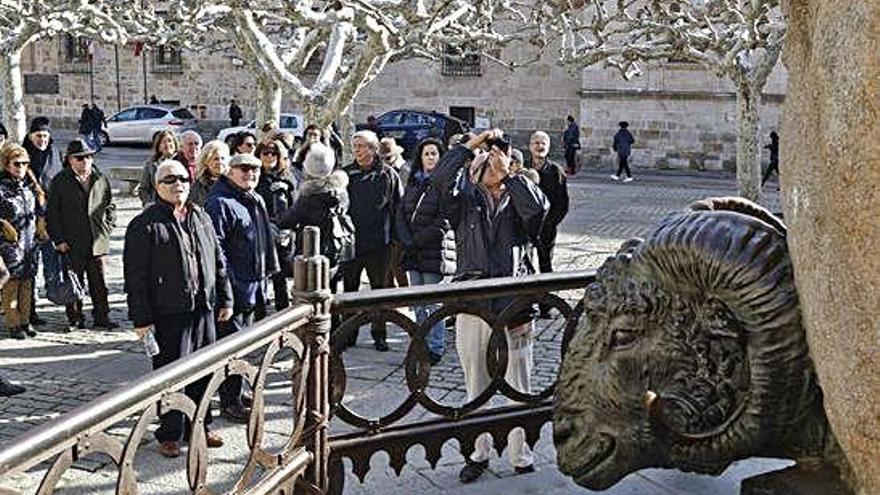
[613,129,635,158]
[205,176,279,310]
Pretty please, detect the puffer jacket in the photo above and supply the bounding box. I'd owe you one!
[396,171,455,275]
[0,172,41,279]
[124,200,234,327]
[204,176,279,310]
[430,145,549,320]
[277,170,351,269]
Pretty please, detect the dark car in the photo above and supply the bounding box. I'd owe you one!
[357,110,469,158]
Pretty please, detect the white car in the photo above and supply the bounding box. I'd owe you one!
[101,105,199,146]
[216,113,305,145]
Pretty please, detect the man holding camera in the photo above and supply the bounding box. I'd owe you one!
[430,129,549,483]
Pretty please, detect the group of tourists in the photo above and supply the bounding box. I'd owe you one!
[1,113,572,481]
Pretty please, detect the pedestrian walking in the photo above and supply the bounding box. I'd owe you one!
[78,104,92,144]
[527,131,569,317]
[204,153,279,423]
[175,130,203,182]
[228,98,243,127]
[124,160,233,458]
[47,138,117,331]
[562,115,581,175]
[611,121,635,182]
[430,129,548,483]
[762,131,780,187]
[190,140,229,207]
[90,103,105,152]
[0,144,48,339]
[379,137,410,289]
[21,116,63,327]
[342,130,403,352]
[254,140,296,313]
[139,130,179,207]
[395,138,455,365]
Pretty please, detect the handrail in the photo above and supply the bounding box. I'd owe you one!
[0,304,313,476]
[332,270,595,312]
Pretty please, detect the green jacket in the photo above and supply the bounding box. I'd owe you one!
[47,167,116,260]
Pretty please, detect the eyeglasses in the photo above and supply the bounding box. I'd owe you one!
[261,150,278,157]
[159,174,191,185]
[242,141,255,148]
[10,160,30,167]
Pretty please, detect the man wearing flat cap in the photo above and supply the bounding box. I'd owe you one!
[205,153,279,423]
[124,159,233,458]
[47,138,117,331]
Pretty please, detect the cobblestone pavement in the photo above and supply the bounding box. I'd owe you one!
[0,166,785,494]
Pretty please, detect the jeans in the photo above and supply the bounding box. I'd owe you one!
[407,271,444,356]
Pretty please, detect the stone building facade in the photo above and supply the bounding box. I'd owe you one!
[17,35,786,171]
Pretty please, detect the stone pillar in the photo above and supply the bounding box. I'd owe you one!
[293,226,332,492]
[780,2,880,494]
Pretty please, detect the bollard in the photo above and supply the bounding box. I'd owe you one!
[293,226,332,493]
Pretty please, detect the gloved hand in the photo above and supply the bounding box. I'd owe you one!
[0,219,18,243]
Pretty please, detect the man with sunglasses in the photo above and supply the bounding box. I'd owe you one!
[204,153,279,423]
[124,160,233,458]
[47,138,117,331]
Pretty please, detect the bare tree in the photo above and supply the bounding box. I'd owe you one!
[553,0,785,202]
[0,0,166,142]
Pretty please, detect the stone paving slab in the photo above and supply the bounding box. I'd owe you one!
[0,172,785,494]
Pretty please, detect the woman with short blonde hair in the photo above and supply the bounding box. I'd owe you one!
[191,140,229,206]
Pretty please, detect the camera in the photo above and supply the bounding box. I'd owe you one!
[484,136,511,154]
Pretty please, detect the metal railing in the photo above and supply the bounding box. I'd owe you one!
[0,224,594,494]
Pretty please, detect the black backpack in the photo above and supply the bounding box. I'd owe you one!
[318,205,355,267]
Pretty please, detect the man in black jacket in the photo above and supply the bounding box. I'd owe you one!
[342,130,403,351]
[528,131,570,317]
[124,160,233,459]
[430,129,549,483]
[47,139,116,330]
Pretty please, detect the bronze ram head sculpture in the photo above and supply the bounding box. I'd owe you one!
[554,198,830,490]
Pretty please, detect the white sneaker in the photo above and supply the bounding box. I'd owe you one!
[622,177,633,183]
[610,175,620,181]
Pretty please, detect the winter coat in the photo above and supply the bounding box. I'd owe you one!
[256,168,297,223]
[205,176,279,310]
[21,138,63,190]
[396,171,456,275]
[277,170,353,269]
[124,200,234,328]
[613,129,635,158]
[430,145,549,319]
[46,166,115,261]
[0,172,41,279]
[563,123,581,150]
[138,160,160,207]
[189,176,217,207]
[532,159,570,233]
[344,158,403,257]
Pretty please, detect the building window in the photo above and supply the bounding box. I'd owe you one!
[153,45,184,73]
[441,45,481,77]
[58,35,90,73]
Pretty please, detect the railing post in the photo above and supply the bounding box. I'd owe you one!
[293,226,332,493]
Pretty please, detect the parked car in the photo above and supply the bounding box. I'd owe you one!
[216,113,305,145]
[101,105,199,146]
[357,110,469,158]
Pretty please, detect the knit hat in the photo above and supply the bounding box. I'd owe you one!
[303,142,336,178]
[29,116,51,134]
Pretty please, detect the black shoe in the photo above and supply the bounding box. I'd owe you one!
[0,377,25,397]
[428,352,443,366]
[374,340,389,352]
[459,459,488,483]
[514,464,535,475]
[10,327,27,340]
[94,319,118,330]
[22,324,37,337]
[30,314,46,326]
[220,404,251,424]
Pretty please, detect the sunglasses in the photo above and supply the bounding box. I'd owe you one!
[232,165,261,172]
[10,160,30,167]
[260,150,278,157]
[242,141,255,148]
[159,174,191,185]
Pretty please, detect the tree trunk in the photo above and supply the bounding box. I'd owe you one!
[735,83,762,203]
[255,73,281,141]
[0,47,27,143]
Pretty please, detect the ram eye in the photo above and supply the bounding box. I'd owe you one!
[609,328,639,350]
